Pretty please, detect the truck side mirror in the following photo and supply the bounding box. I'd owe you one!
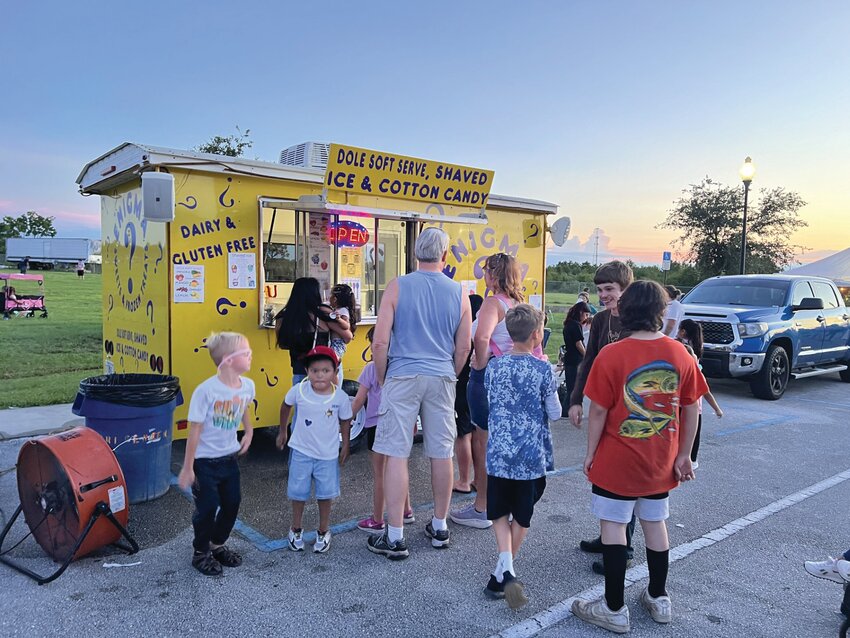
[793,297,824,311]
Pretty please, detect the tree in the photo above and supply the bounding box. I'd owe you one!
[659,177,807,277]
[0,211,57,242]
[195,126,252,157]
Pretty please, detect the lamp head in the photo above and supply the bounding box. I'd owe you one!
[739,156,756,184]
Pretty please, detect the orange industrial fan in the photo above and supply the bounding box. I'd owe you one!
[0,427,139,584]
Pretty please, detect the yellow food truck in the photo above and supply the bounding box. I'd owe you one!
[77,142,562,439]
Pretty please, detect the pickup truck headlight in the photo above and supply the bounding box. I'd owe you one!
[738,322,769,337]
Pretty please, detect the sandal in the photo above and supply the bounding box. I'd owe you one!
[192,551,223,576]
[212,545,243,567]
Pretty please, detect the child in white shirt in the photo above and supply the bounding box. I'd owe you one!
[178,332,255,576]
[277,346,353,553]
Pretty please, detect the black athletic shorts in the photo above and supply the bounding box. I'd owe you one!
[486,475,546,528]
[366,426,376,451]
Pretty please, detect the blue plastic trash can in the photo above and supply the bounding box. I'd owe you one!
[72,374,182,504]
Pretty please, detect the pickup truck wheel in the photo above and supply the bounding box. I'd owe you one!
[750,345,790,400]
[840,366,850,383]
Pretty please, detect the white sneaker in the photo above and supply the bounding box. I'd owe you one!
[571,596,630,634]
[288,528,304,552]
[804,557,850,584]
[640,587,672,623]
[313,530,331,554]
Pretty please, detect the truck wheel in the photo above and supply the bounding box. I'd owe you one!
[750,345,790,400]
[840,366,850,383]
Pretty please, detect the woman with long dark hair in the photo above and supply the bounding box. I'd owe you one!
[275,277,352,384]
[562,301,591,398]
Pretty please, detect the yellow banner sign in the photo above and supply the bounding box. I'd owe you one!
[325,144,494,208]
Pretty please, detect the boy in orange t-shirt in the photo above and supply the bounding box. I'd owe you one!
[572,281,708,634]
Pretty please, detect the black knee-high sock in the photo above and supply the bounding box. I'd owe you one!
[601,543,628,611]
[647,548,669,598]
[691,414,702,462]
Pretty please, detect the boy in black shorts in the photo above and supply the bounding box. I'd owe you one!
[483,304,561,609]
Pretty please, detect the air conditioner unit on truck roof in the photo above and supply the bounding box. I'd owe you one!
[279,142,330,169]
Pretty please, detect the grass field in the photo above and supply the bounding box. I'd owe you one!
[0,271,102,408]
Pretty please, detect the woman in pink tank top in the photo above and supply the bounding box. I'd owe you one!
[450,253,525,529]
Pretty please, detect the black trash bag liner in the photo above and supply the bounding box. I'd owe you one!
[79,374,181,408]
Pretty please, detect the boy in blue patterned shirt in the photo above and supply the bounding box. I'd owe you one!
[484,304,561,609]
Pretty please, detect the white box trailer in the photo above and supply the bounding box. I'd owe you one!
[5,237,101,269]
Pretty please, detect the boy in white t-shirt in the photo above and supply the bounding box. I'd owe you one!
[178,332,255,576]
[277,346,353,553]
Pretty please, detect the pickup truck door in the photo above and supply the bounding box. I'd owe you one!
[791,281,826,365]
[810,281,850,362]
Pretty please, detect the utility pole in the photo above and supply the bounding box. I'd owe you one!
[593,228,600,265]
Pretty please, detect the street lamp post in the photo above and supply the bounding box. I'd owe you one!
[739,156,756,274]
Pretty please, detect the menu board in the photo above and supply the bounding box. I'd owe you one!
[228,252,257,289]
[307,213,331,291]
[174,264,204,303]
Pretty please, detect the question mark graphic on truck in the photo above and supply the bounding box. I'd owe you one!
[154,244,164,274]
[146,300,155,335]
[124,222,137,293]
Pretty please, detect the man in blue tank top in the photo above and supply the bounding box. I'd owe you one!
[367,227,472,560]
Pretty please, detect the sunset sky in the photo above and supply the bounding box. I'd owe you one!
[1,2,847,266]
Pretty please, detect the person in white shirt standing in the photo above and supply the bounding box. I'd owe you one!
[277,346,353,554]
[661,285,684,337]
[178,332,255,576]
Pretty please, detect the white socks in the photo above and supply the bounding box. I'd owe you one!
[387,525,404,543]
[494,551,515,581]
[431,516,448,531]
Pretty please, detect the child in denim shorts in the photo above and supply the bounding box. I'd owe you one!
[277,346,353,553]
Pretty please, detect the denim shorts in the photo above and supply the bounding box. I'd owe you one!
[466,366,489,431]
[287,448,340,501]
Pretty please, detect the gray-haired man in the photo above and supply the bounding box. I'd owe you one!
[367,227,472,560]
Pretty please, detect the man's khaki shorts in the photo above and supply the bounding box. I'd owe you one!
[373,375,457,459]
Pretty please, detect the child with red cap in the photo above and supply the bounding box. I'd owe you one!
[277,345,353,553]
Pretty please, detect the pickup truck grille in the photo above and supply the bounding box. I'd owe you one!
[700,321,734,344]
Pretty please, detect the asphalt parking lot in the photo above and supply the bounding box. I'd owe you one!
[1,373,849,637]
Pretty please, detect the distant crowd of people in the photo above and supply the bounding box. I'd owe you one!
[178,227,725,633]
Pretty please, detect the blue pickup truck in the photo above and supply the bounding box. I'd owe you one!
[681,274,850,399]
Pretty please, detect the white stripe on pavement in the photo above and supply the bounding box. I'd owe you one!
[491,468,850,638]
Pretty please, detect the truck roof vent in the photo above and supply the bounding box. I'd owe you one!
[279,142,330,169]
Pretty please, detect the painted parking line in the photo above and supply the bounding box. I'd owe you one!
[490,467,850,638]
[715,416,793,437]
[796,397,850,411]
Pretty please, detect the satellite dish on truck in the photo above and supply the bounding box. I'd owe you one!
[549,216,571,247]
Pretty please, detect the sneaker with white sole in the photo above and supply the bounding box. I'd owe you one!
[404,509,416,524]
[640,587,672,623]
[571,596,630,634]
[804,557,850,584]
[450,503,492,529]
[313,530,331,553]
[424,522,450,548]
[288,528,304,552]
[357,516,384,532]
[367,531,409,560]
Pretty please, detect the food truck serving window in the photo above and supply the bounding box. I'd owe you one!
[259,201,407,325]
